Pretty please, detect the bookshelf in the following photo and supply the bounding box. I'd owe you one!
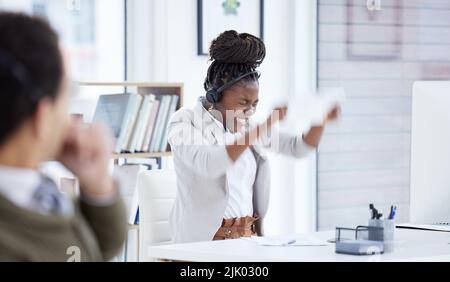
[76,82,184,262]
[77,82,184,159]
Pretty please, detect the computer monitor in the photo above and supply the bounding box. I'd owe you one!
[410,81,450,224]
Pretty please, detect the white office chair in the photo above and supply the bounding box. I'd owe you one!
[137,169,177,261]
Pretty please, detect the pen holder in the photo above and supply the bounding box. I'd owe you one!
[368,219,395,253]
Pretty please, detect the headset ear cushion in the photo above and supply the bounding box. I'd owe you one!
[206,90,219,103]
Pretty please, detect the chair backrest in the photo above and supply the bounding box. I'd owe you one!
[137,169,177,261]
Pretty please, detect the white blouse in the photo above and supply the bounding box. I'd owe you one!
[204,109,258,219]
[224,147,257,219]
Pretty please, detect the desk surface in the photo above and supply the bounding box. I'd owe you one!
[148,229,450,262]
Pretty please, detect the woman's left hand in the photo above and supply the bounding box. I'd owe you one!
[304,105,341,148]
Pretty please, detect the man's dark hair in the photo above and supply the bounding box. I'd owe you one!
[0,12,63,145]
[204,30,266,92]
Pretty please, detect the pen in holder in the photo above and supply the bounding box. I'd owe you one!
[368,219,395,253]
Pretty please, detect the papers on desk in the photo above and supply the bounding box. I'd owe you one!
[397,223,450,232]
[243,236,330,247]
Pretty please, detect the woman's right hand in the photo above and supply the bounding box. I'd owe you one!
[266,106,288,128]
[227,106,288,162]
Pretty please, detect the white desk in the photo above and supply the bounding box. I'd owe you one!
[148,229,450,262]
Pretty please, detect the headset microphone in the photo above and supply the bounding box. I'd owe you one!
[206,71,260,104]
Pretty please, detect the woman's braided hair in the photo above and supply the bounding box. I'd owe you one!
[204,30,266,92]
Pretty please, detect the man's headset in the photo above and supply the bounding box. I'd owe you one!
[0,49,43,105]
[206,71,260,104]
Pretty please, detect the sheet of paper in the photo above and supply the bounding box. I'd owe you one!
[290,236,331,246]
[279,87,347,131]
[243,235,330,247]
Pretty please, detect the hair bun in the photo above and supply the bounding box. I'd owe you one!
[209,30,265,69]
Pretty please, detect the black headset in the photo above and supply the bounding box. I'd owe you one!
[206,71,260,104]
[0,49,43,104]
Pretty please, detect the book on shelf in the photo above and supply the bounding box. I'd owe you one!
[93,93,179,154]
[92,94,133,153]
[129,95,155,153]
[141,99,160,152]
[135,95,156,152]
[113,164,149,225]
[148,95,171,153]
[158,95,179,152]
[122,95,143,153]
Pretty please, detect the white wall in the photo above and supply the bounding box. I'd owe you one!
[128,0,318,234]
[141,0,302,107]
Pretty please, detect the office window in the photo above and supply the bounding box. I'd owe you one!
[0,0,126,121]
[0,0,125,82]
[317,0,450,230]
